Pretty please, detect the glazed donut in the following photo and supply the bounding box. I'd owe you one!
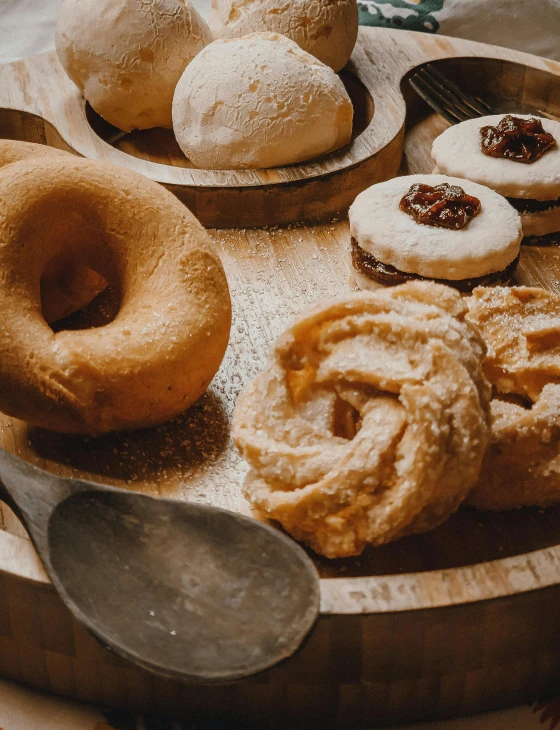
[0,156,231,434]
[232,281,491,558]
[0,140,106,323]
[466,286,560,510]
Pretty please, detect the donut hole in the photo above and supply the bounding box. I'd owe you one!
[50,283,121,333]
[40,255,119,332]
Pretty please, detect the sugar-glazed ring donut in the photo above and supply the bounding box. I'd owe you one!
[232,281,491,558]
[0,140,106,323]
[0,156,231,434]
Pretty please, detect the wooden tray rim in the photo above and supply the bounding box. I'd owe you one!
[3,520,560,614]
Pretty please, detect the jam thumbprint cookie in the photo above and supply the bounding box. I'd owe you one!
[432,114,560,241]
[348,174,522,292]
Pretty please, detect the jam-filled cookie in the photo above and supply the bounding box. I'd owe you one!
[432,114,560,240]
[348,174,522,292]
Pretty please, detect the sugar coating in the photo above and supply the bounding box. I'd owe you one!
[466,287,560,510]
[208,0,358,72]
[232,281,491,558]
[349,174,522,280]
[172,32,353,170]
[431,114,560,201]
[0,156,231,434]
[56,0,212,132]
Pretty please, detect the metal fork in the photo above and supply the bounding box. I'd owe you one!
[408,63,558,124]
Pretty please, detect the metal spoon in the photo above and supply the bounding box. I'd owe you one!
[0,448,320,683]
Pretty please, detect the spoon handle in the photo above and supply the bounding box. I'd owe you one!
[0,449,69,543]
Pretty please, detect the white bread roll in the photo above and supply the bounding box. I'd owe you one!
[172,32,354,170]
[56,0,212,132]
[209,0,358,72]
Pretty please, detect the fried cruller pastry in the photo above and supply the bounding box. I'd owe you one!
[466,286,560,510]
[232,281,491,558]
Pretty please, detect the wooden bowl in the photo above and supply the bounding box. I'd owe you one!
[0,45,384,228]
[1,28,560,728]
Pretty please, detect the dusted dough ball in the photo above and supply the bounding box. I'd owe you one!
[209,0,358,72]
[56,0,212,132]
[172,33,354,170]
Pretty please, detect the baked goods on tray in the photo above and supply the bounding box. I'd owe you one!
[172,32,353,169]
[208,0,358,72]
[232,281,491,558]
[56,0,212,131]
[0,156,231,434]
[466,286,560,510]
[348,174,522,292]
[432,114,560,240]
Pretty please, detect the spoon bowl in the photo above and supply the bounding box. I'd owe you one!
[0,448,320,682]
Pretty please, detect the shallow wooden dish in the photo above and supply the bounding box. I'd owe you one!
[2,28,560,729]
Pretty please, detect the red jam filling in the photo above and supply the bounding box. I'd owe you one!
[399,183,481,230]
[480,115,556,163]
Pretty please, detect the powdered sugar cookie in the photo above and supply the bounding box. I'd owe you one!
[432,114,560,239]
[349,174,521,290]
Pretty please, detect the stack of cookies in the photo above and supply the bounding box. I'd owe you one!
[232,279,560,558]
[349,114,560,292]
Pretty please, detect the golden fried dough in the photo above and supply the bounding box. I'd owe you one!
[233,281,491,558]
[0,140,106,323]
[467,286,560,510]
[0,156,231,434]
[466,286,560,400]
[469,386,560,510]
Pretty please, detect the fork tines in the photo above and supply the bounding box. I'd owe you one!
[409,64,493,124]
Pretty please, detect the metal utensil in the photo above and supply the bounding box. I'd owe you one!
[409,63,559,124]
[0,448,320,683]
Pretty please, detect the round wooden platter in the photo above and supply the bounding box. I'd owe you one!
[2,28,560,729]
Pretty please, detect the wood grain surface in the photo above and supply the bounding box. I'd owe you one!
[1,27,560,728]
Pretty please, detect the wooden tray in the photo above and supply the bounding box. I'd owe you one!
[2,27,560,729]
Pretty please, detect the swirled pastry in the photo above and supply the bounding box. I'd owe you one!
[466,286,560,401]
[466,286,560,510]
[233,281,491,558]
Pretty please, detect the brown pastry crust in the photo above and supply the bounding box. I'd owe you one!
[0,156,231,434]
[0,140,106,322]
[469,387,560,511]
[351,237,519,293]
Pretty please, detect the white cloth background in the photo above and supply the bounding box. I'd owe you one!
[358,0,560,61]
[2,0,560,65]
